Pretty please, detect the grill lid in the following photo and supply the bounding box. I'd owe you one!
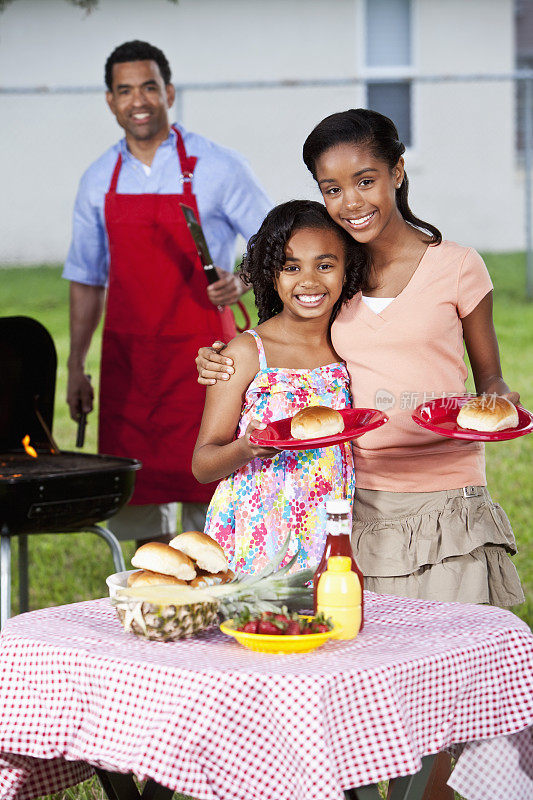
[0,316,56,451]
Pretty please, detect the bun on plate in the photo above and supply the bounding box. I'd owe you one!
[189,568,235,588]
[127,570,188,588]
[456,396,519,432]
[131,542,196,581]
[169,531,228,574]
[291,406,344,439]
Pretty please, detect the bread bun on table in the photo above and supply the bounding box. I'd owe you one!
[127,570,188,588]
[131,542,196,581]
[169,531,228,574]
[290,406,344,440]
[456,396,519,432]
[189,568,235,588]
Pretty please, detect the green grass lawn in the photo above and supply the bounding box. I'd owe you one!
[4,257,530,800]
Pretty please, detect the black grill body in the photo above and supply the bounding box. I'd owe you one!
[0,452,140,533]
[0,316,141,626]
[0,316,140,533]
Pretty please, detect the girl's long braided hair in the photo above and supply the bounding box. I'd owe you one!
[239,200,368,324]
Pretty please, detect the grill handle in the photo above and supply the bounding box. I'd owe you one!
[76,413,87,448]
[75,374,91,449]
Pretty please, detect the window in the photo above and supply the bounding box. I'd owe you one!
[515,0,533,154]
[363,0,413,147]
[367,82,412,145]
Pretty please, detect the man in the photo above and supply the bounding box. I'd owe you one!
[64,40,271,545]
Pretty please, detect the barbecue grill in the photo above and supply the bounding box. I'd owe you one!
[0,316,141,627]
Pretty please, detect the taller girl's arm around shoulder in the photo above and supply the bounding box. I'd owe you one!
[462,292,520,404]
[192,335,278,483]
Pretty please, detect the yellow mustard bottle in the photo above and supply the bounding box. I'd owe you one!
[317,555,362,640]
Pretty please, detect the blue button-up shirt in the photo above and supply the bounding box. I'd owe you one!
[63,124,272,286]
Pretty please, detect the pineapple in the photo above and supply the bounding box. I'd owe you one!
[113,533,313,641]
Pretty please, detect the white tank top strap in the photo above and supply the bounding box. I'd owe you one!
[244,329,268,370]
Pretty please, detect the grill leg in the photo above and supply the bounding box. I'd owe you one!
[0,529,12,628]
[18,534,29,614]
[87,525,125,572]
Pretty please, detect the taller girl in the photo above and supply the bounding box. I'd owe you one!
[302,108,523,606]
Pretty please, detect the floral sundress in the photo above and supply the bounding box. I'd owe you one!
[204,330,355,574]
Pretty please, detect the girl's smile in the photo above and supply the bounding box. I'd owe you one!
[274,227,346,321]
[314,143,404,244]
[294,293,326,307]
[344,210,377,231]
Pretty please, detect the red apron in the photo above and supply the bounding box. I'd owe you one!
[99,126,235,504]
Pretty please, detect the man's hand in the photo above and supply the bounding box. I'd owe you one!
[67,369,94,421]
[195,341,234,385]
[206,268,247,307]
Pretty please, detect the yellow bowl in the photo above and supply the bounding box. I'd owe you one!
[220,616,336,654]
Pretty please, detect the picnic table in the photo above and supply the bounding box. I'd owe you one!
[0,592,531,800]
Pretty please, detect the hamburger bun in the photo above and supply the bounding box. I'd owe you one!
[291,406,344,439]
[127,570,188,588]
[189,568,235,588]
[131,542,196,581]
[456,396,519,432]
[169,531,228,574]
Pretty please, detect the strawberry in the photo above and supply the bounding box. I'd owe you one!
[242,620,259,633]
[286,620,301,636]
[311,613,333,632]
[258,619,281,635]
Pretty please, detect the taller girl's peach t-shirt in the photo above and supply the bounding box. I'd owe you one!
[331,240,493,492]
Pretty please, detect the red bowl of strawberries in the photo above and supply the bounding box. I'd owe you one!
[220,609,337,654]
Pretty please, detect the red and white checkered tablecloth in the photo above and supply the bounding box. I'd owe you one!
[0,592,531,800]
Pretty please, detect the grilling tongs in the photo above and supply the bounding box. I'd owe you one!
[33,395,60,454]
[180,204,250,333]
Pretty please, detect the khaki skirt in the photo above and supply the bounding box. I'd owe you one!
[351,486,524,607]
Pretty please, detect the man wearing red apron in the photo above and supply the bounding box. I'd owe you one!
[64,41,271,543]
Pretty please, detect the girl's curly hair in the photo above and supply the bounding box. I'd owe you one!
[239,200,368,324]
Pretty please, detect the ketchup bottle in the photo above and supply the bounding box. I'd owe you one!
[313,499,364,630]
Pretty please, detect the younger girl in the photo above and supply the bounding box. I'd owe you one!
[192,200,363,573]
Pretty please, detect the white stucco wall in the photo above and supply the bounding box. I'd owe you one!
[412,0,520,252]
[0,0,522,263]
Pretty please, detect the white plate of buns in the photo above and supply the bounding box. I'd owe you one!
[412,395,533,441]
[249,406,388,450]
[106,531,234,598]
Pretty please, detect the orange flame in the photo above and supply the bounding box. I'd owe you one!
[22,435,38,458]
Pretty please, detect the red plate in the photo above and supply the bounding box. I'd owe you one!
[249,408,388,451]
[412,396,533,442]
